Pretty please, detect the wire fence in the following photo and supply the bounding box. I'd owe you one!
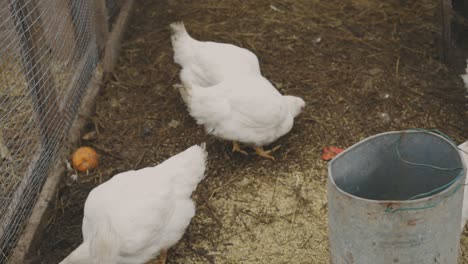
[0,0,122,262]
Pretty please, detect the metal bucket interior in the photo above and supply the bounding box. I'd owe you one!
[330,131,464,201]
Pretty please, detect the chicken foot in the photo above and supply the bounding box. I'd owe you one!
[146,249,167,264]
[232,141,248,155]
[254,145,281,160]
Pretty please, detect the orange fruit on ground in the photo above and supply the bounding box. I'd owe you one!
[72,146,99,172]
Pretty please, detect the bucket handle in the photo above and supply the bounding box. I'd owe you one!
[385,129,465,213]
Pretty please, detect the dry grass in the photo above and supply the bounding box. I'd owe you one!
[0,50,73,208]
[35,0,466,263]
[0,52,41,207]
[0,1,98,260]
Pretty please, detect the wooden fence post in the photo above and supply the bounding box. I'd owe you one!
[440,0,453,63]
[95,0,110,56]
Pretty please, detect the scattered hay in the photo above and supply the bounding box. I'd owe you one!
[36,0,467,263]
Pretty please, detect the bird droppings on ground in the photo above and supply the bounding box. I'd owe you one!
[35,0,467,263]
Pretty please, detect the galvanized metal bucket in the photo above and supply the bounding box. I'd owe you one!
[328,130,466,264]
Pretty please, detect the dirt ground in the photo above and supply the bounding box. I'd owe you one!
[34,0,467,263]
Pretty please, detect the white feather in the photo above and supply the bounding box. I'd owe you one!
[185,75,305,146]
[170,21,261,88]
[461,59,468,90]
[60,144,207,264]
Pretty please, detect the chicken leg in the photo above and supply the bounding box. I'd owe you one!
[253,145,281,160]
[232,141,248,155]
[157,249,168,264]
[146,249,167,264]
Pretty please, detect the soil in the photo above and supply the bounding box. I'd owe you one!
[34,0,467,263]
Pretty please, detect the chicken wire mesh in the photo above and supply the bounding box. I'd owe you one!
[0,0,100,262]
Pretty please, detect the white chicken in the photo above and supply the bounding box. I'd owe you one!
[461,59,468,89]
[462,59,468,109]
[59,144,207,264]
[179,75,305,160]
[460,141,468,233]
[170,22,261,88]
[171,22,305,160]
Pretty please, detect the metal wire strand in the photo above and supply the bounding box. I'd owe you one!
[0,0,108,261]
[386,129,466,213]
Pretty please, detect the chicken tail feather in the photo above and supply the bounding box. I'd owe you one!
[170,21,188,42]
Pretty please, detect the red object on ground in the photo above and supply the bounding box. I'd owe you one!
[322,146,344,161]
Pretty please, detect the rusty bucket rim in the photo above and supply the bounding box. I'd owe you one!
[327,130,466,204]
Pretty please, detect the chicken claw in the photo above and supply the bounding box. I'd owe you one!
[253,145,281,160]
[232,141,248,155]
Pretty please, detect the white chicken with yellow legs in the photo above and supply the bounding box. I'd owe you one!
[59,144,207,264]
[460,60,468,232]
[171,22,305,160]
[179,75,304,160]
[460,141,468,233]
[170,22,261,88]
